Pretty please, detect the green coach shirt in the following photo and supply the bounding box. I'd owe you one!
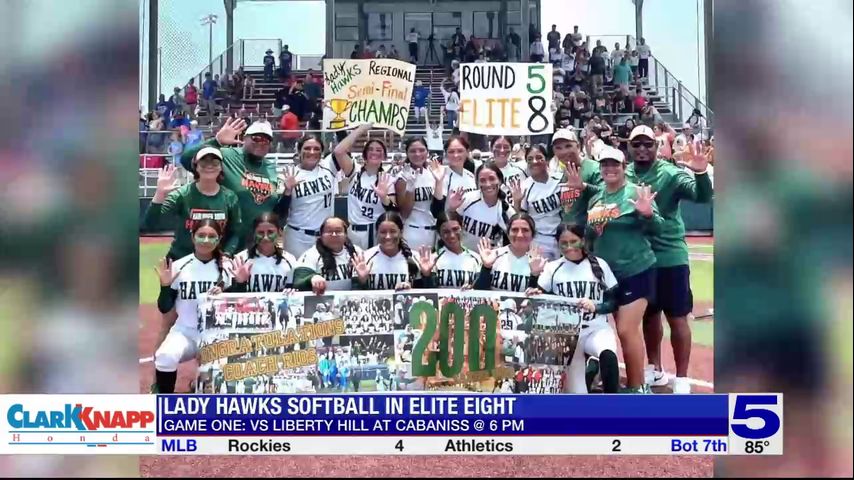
[627,160,713,268]
[585,182,664,279]
[181,139,280,249]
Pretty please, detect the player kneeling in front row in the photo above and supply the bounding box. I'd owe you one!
[527,223,620,393]
[152,219,230,393]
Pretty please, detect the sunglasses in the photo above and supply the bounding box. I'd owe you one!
[630,140,656,149]
[250,134,272,144]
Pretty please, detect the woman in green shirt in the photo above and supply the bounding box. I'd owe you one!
[578,145,663,393]
[143,147,242,260]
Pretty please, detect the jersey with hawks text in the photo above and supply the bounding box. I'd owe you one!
[286,154,347,230]
[347,165,393,226]
[442,168,477,196]
[456,191,516,251]
[233,249,297,292]
[296,245,363,291]
[538,256,618,327]
[433,247,481,287]
[488,246,532,293]
[402,165,437,228]
[170,253,231,332]
[363,245,419,290]
[520,174,565,236]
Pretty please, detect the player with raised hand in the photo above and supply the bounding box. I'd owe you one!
[420,211,482,288]
[439,135,478,197]
[227,212,297,293]
[625,125,714,393]
[293,217,363,294]
[351,211,436,291]
[151,219,230,393]
[395,137,438,249]
[180,117,278,252]
[526,223,620,393]
[444,163,517,251]
[143,149,242,260]
[341,128,397,249]
[575,145,664,393]
[276,131,356,257]
[512,144,565,261]
[473,213,547,293]
[489,135,528,198]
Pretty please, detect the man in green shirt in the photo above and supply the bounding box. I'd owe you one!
[625,125,713,394]
[180,118,279,253]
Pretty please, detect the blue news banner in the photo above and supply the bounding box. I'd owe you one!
[153,394,784,455]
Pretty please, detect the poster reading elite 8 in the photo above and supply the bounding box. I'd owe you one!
[458,62,554,136]
[194,290,583,395]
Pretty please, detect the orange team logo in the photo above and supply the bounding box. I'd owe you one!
[187,209,227,232]
[242,171,275,205]
[559,188,581,213]
[587,202,621,236]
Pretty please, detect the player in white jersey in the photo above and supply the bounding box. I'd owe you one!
[396,137,440,249]
[441,136,478,195]
[528,223,619,394]
[277,133,355,258]
[499,299,525,331]
[351,212,436,290]
[512,144,566,261]
[152,219,229,393]
[489,136,528,201]
[423,211,482,288]
[338,128,396,249]
[293,217,363,294]
[473,213,547,294]
[445,162,517,251]
[229,212,297,293]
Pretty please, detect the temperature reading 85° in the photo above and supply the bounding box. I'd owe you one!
[490,419,524,432]
[744,440,770,454]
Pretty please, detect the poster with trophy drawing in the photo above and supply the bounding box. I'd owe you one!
[322,58,416,134]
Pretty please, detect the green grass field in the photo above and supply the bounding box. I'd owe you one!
[140,240,715,347]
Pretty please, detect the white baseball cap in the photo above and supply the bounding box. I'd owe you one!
[629,125,655,141]
[245,121,274,139]
[551,128,578,144]
[596,146,626,164]
[194,146,224,164]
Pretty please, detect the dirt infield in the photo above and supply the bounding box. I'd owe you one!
[138,304,714,478]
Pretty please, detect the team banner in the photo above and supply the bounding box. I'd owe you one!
[322,58,416,135]
[195,289,587,395]
[458,62,554,136]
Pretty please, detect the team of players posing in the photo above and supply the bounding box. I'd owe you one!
[144,117,713,395]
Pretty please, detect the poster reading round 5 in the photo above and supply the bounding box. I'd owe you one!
[195,290,589,395]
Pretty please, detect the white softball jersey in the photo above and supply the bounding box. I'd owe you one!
[347,165,392,226]
[487,246,531,293]
[296,244,364,291]
[519,174,565,237]
[169,253,230,334]
[287,155,345,231]
[362,245,419,290]
[456,191,516,251]
[500,161,529,186]
[538,256,618,327]
[499,310,524,331]
[402,165,437,228]
[432,247,481,288]
[442,168,477,196]
[233,249,297,292]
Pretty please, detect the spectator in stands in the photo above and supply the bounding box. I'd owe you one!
[612,89,631,113]
[288,79,309,120]
[506,28,521,62]
[303,71,322,115]
[570,25,583,48]
[567,69,588,92]
[574,42,590,73]
[571,91,592,129]
[613,57,632,95]
[530,34,546,63]
[654,122,677,161]
[277,105,300,153]
[673,124,701,162]
[350,44,362,59]
[546,25,561,52]
[633,87,648,112]
[169,109,190,131]
[592,40,608,58]
[553,68,566,90]
[279,45,293,80]
[556,98,572,126]
[263,49,276,82]
[155,93,173,121]
[201,72,218,117]
[407,28,420,63]
[388,45,400,60]
[167,130,183,165]
[549,47,563,66]
[273,80,290,117]
[362,42,375,59]
[442,81,460,130]
[184,79,199,119]
[451,28,466,59]
[244,75,256,99]
[231,67,246,100]
[376,45,388,59]
[147,112,167,153]
[588,50,607,94]
[169,87,186,115]
[593,94,611,115]
[638,104,663,127]
[686,108,708,138]
[213,74,222,88]
[184,120,204,149]
[637,38,651,78]
[611,42,625,67]
[629,50,640,79]
[412,80,430,123]
[424,108,444,156]
[615,118,637,154]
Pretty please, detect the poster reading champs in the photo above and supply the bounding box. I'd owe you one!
[195,290,584,395]
[322,58,416,135]
[458,62,554,136]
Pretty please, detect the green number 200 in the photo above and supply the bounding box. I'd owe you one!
[408,302,498,377]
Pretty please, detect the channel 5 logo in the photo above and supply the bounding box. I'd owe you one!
[729,394,782,440]
[7,403,155,431]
